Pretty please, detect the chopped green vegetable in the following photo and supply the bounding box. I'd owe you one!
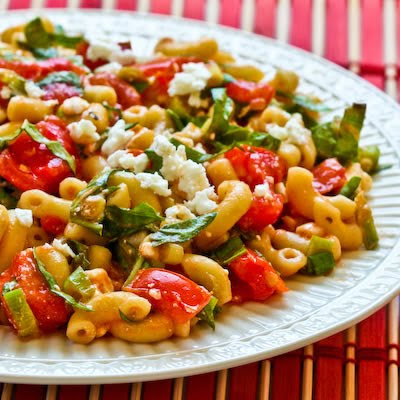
[0,68,26,95]
[304,252,335,275]
[37,71,82,90]
[33,248,92,311]
[170,138,214,163]
[102,203,164,239]
[132,80,150,93]
[123,254,150,286]
[358,145,380,173]
[102,102,123,119]
[144,149,163,173]
[277,91,331,112]
[0,127,22,151]
[197,296,221,330]
[22,120,76,173]
[63,267,96,302]
[119,309,137,323]
[340,176,361,199]
[2,279,18,295]
[0,186,18,209]
[209,236,246,266]
[362,216,379,250]
[150,212,217,246]
[67,240,90,270]
[307,235,333,256]
[166,109,185,131]
[222,73,235,84]
[30,47,58,60]
[3,288,39,337]
[209,88,234,135]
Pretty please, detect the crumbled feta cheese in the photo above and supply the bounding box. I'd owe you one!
[135,172,171,197]
[101,120,133,155]
[188,91,209,108]
[43,99,59,108]
[95,62,122,75]
[165,204,196,221]
[68,119,100,144]
[267,113,310,145]
[178,160,210,199]
[0,86,11,99]
[168,62,211,96]
[148,288,162,300]
[24,80,45,98]
[52,238,76,258]
[107,150,149,173]
[86,40,135,65]
[62,96,89,115]
[184,187,218,215]
[15,208,33,227]
[254,182,273,199]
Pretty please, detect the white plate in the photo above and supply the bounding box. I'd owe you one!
[0,9,400,384]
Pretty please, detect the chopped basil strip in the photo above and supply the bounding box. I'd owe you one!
[277,91,331,112]
[103,203,163,239]
[166,109,185,131]
[67,240,90,270]
[197,296,221,330]
[150,212,217,246]
[132,80,150,93]
[33,248,92,311]
[209,88,234,135]
[222,73,235,84]
[304,252,335,276]
[123,254,150,286]
[37,71,82,90]
[119,308,137,323]
[0,127,22,151]
[63,267,96,302]
[170,138,213,163]
[0,68,26,95]
[22,120,76,173]
[144,149,163,173]
[209,236,246,266]
[340,176,361,199]
[102,102,123,119]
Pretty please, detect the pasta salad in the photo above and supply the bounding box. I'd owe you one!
[0,18,381,344]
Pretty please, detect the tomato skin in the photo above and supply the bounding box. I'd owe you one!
[312,158,346,194]
[0,249,70,333]
[226,80,275,104]
[238,192,284,232]
[228,249,287,303]
[41,216,67,236]
[225,145,286,189]
[76,41,107,70]
[125,268,211,323]
[90,72,141,109]
[36,58,87,79]
[0,59,42,80]
[42,82,82,104]
[0,116,79,193]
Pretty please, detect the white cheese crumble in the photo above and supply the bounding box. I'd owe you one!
[68,119,100,144]
[101,120,133,155]
[24,80,45,98]
[86,40,135,65]
[184,187,218,215]
[165,204,196,221]
[95,62,122,75]
[62,96,89,115]
[15,208,33,227]
[267,113,310,145]
[0,86,11,99]
[52,238,76,258]
[254,182,273,199]
[148,288,162,300]
[135,172,171,197]
[107,150,148,173]
[168,62,211,96]
[188,91,209,108]
[178,160,210,200]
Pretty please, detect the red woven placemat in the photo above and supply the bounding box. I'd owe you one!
[0,1,399,399]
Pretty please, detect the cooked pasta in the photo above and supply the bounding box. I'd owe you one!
[0,18,380,343]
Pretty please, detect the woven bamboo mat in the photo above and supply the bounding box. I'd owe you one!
[0,0,399,399]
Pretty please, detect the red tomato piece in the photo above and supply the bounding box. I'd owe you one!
[0,59,42,80]
[0,116,79,193]
[125,268,211,323]
[90,72,141,109]
[41,216,67,236]
[312,158,347,194]
[238,192,284,232]
[226,80,275,104]
[76,41,108,71]
[225,145,286,189]
[228,249,287,303]
[42,82,82,104]
[0,248,70,332]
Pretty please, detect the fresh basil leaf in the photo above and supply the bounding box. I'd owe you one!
[145,149,163,173]
[0,69,26,95]
[150,212,217,246]
[123,254,151,286]
[170,138,213,163]
[166,109,185,131]
[103,203,163,239]
[209,236,246,266]
[70,169,117,234]
[31,47,59,60]
[52,32,83,49]
[63,266,96,302]
[277,91,331,112]
[222,73,235,84]
[67,240,90,270]
[132,80,150,93]
[2,279,18,295]
[197,296,221,330]
[33,248,92,311]
[22,120,76,173]
[119,309,137,323]
[0,127,22,150]
[37,71,82,90]
[209,88,234,135]
[102,102,123,119]
[311,122,337,159]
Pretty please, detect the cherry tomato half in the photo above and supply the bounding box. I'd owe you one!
[228,249,287,303]
[42,82,82,104]
[0,248,70,332]
[40,216,67,236]
[312,158,346,194]
[225,145,286,189]
[124,268,211,323]
[226,80,275,104]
